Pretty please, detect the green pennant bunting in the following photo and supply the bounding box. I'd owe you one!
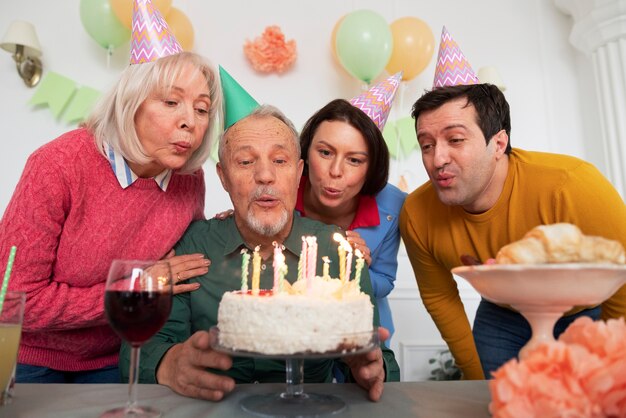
[382,120,400,159]
[397,117,418,155]
[62,86,101,124]
[29,72,76,119]
[210,136,220,163]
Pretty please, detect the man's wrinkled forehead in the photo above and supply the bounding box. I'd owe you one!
[224,115,297,154]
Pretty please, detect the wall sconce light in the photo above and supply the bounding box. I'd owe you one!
[1,20,43,87]
[477,66,506,92]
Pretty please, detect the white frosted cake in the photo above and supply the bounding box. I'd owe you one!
[217,276,374,355]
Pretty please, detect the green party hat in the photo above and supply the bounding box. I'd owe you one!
[219,66,260,129]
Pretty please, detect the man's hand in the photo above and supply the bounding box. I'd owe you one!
[156,330,235,401]
[342,327,389,401]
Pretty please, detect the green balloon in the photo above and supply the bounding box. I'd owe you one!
[79,0,130,50]
[335,10,393,84]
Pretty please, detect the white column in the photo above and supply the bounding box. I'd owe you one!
[555,0,626,197]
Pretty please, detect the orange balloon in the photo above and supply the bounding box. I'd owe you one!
[330,15,345,63]
[109,0,173,30]
[166,7,194,51]
[386,17,435,81]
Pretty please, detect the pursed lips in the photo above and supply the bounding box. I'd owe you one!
[172,141,192,153]
[322,186,342,196]
[254,194,280,208]
[435,171,455,187]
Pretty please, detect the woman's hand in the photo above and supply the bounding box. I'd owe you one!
[163,250,210,294]
[213,209,234,220]
[345,230,372,266]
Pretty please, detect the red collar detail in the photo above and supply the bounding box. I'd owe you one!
[296,176,380,230]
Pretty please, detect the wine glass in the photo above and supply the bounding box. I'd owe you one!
[102,259,173,418]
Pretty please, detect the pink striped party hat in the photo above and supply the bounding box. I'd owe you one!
[130,0,183,65]
[349,72,402,131]
[432,26,478,88]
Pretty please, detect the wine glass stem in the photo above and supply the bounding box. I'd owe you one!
[127,345,141,410]
[285,358,304,396]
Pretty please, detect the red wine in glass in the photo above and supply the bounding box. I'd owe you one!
[105,290,171,346]
[101,259,172,418]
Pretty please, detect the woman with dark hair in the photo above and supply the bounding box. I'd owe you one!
[297,98,406,345]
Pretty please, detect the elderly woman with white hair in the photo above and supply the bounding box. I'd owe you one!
[0,50,222,383]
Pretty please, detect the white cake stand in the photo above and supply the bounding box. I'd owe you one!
[452,264,626,358]
[210,327,379,417]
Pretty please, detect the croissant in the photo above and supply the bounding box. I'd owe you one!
[580,236,626,264]
[495,223,625,264]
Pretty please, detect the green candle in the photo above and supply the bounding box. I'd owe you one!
[240,248,250,292]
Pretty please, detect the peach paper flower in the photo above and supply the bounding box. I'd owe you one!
[489,317,626,418]
[243,26,297,74]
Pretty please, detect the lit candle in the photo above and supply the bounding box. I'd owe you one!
[298,236,307,282]
[334,233,347,282]
[344,241,353,281]
[354,248,365,289]
[322,256,330,279]
[240,248,250,292]
[279,262,288,292]
[252,245,261,295]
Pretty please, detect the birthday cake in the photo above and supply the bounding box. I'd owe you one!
[217,235,374,355]
[217,276,374,355]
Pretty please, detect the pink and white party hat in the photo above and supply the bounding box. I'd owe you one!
[432,26,478,88]
[130,0,183,65]
[349,72,402,131]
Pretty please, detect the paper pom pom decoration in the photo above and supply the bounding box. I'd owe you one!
[490,317,626,418]
[243,26,297,74]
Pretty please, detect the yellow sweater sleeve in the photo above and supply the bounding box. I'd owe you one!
[551,160,626,320]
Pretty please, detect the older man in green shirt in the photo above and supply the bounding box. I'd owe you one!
[121,105,399,402]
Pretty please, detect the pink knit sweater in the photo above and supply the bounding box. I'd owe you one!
[0,128,205,371]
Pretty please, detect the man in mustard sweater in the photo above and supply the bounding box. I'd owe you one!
[399,82,626,380]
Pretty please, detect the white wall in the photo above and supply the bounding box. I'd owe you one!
[0,0,602,381]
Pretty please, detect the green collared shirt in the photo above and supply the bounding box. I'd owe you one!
[121,213,400,383]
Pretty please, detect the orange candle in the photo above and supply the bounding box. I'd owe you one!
[251,245,261,295]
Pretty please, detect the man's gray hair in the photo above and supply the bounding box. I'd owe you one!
[217,104,300,163]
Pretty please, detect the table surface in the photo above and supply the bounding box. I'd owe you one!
[2,380,492,418]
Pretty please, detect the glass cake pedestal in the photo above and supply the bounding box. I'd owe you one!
[452,264,626,358]
[210,327,379,417]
